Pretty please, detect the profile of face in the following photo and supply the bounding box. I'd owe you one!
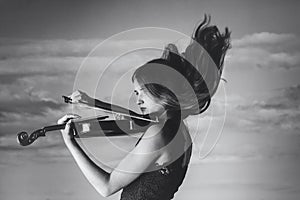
[133,80,165,115]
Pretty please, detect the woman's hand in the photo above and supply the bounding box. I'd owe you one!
[68,90,93,104]
[57,114,81,144]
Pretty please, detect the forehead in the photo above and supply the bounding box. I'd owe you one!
[133,79,144,90]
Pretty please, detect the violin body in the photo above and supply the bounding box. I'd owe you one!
[73,116,151,138]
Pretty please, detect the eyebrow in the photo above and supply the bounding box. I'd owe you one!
[134,87,144,91]
[133,86,145,94]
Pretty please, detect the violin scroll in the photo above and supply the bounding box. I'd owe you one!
[17,129,46,146]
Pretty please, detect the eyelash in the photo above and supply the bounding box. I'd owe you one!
[134,88,144,96]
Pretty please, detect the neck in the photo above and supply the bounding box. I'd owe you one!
[148,109,182,123]
[158,110,168,121]
[146,110,168,122]
[159,109,182,122]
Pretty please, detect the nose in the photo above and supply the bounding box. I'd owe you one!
[136,97,144,106]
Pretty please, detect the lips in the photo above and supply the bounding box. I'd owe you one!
[140,107,146,112]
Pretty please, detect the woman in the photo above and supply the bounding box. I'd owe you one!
[58,15,231,199]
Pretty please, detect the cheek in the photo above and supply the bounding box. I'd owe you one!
[142,91,165,109]
[144,96,154,105]
[149,97,164,108]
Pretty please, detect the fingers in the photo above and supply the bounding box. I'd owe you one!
[67,90,89,104]
[68,90,81,102]
[77,89,86,95]
[57,114,81,124]
[60,116,78,140]
[72,90,86,97]
[64,120,74,134]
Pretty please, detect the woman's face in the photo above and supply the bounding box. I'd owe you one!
[133,80,165,114]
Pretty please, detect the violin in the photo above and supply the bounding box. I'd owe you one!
[17,95,159,146]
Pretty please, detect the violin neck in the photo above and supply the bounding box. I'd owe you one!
[43,123,66,132]
[40,116,109,134]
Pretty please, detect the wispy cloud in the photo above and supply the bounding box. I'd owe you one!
[0,38,100,59]
[186,80,300,163]
[0,36,166,165]
[0,71,63,85]
[0,37,165,59]
[0,96,65,119]
[234,84,300,132]
[233,32,297,48]
[228,32,300,70]
[1,33,299,165]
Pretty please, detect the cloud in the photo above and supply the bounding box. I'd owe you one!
[233,84,300,132]
[238,84,300,111]
[0,56,81,75]
[0,97,65,119]
[0,134,62,151]
[237,101,289,111]
[233,32,297,48]
[0,36,167,166]
[228,32,300,70]
[2,34,298,165]
[0,85,72,139]
[0,39,96,139]
[0,37,165,60]
[0,71,63,85]
[282,84,300,102]
[0,133,72,165]
[0,38,100,59]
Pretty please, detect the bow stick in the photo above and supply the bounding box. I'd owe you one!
[62,95,159,123]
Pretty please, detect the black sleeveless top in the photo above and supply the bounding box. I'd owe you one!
[120,131,192,200]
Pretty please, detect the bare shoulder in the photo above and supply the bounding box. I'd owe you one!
[136,124,165,152]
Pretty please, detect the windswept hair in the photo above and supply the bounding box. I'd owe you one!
[191,14,231,70]
[133,15,231,118]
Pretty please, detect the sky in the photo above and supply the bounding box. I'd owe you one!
[0,0,300,200]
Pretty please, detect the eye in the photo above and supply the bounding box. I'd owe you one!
[134,90,138,96]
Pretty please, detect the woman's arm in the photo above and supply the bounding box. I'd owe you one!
[59,114,164,197]
[68,90,143,117]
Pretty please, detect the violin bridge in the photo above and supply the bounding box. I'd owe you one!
[129,120,133,130]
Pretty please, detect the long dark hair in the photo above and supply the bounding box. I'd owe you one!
[132,15,231,118]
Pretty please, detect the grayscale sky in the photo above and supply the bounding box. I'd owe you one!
[0,0,300,200]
